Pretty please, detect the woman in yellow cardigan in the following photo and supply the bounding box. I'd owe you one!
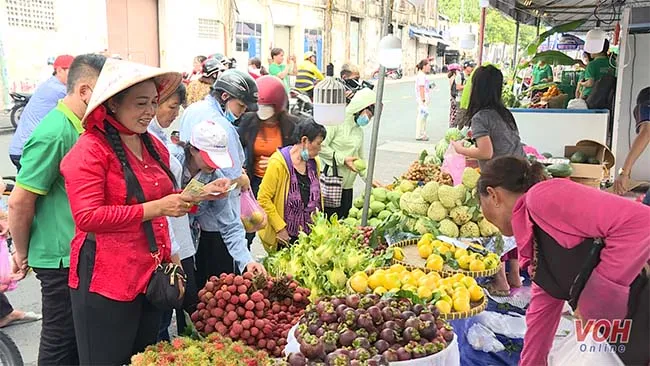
[257,119,326,252]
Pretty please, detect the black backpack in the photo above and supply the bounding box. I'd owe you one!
[587,73,617,109]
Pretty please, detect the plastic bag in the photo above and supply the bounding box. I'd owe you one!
[467,323,506,353]
[240,189,267,233]
[0,237,17,293]
[441,144,466,185]
[475,311,527,339]
[567,98,588,109]
[548,326,624,366]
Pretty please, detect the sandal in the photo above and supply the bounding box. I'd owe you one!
[483,281,511,297]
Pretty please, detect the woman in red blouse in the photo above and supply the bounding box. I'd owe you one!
[60,59,194,365]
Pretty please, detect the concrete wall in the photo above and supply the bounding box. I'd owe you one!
[0,0,108,93]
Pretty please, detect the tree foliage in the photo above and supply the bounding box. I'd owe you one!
[438,0,537,47]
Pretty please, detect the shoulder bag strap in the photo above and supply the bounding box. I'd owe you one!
[331,152,339,177]
[105,133,160,255]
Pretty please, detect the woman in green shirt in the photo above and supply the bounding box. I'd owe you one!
[532,61,553,85]
[577,38,614,99]
[268,48,296,95]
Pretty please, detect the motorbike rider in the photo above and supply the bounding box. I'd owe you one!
[295,51,324,100]
[8,55,74,172]
[177,69,265,283]
[339,63,363,103]
[185,57,229,106]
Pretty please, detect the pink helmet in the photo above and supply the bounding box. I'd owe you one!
[447,63,462,72]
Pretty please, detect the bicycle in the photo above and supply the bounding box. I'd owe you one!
[0,177,25,366]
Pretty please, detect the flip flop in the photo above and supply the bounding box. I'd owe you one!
[483,281,511,297]
[2,311,42,328]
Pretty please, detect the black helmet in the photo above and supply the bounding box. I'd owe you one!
[202,58,227,78]
[213,70,259,112]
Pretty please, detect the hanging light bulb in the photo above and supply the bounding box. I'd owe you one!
[312,63,347,126]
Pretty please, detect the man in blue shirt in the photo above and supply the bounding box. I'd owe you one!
[177,69,261,283]
[8,55,74,171]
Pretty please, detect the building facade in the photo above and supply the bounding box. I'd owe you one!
[0,0,440,107]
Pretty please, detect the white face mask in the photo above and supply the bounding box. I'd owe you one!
[257,105,275,120]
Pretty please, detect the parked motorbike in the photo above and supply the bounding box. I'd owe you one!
[371,67,403,80]
[9,92,30,129]
[289,88,313,118]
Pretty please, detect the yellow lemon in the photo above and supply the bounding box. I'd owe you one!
[453,288,470,300]
[421,233,434,242]
[426,254,444,271]
[355,271,369,280]
[461,276,478,289]
[383,273,401,290]
[349,275,368,293]
[469,259,486,272]
[400,273,417,287]
[417,286,433,301]
[392,247,405,261]
[390,263,406,273]
[437,245,451,255]
[458,255,472,270]
[441,294,453,304]
[418,244,433,259]
[418,275,437,289]
[487,252,499,260]
[373,286,388,296]
[411,269,426,280]
[435,300,452,314]
[368,272,385,290]
[452,273,465,282]
[483,257,499,270]
[468,284,485,302]
[453,296,471,312]
[432,240,444,248]
[452,282,466,291]
[454,248,468,260]
[469,253,481,261]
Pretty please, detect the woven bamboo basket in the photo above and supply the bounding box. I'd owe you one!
[347,267,488,320]
[390,238,502,278]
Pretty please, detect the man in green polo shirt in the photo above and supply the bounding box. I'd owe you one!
[8,54,105,365]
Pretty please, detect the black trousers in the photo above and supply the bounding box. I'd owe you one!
[70,238,161,365]
[9,155,21,173]
[324,188,353,220]
[158,256,199,341]
[0,294,12,318]
[195,231,237,288]
[33,267,78,366]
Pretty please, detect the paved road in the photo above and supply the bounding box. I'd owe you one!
[0,75,451,364]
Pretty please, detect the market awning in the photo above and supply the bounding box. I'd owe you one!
[409,26,443,45]
[489,0,650,31]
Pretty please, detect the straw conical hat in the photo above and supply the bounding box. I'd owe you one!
[82,58,182,122]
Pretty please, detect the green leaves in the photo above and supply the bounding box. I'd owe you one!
[531,51,579,66]
[382,290,425,305]
[525,20,587,56]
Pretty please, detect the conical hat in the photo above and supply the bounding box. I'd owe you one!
[82,58,182,122]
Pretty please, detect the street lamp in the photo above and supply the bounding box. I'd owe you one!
[312,64,347,126]
[360,34,403,225]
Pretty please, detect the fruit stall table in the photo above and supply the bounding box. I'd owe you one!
[510,108,610,157]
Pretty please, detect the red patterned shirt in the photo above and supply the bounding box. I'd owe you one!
[61,129,174,301]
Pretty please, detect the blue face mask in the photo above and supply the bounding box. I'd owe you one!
[224,106,237,124]
[356,114,370,127]
[300,148,310,161]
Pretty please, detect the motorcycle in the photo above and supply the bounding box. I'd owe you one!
[289,88,313,118]
[9,93,31,129]
[371,67,403,80]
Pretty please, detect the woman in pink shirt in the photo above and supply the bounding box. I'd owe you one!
[477,156,649,366]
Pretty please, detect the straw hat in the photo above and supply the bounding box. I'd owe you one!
[82,58,182,122]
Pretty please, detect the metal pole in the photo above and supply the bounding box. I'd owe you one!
[477,7,486,65]
[361,0,391,226]
[513,21,520,68]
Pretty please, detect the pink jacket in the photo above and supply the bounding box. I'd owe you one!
[512,179,650,366]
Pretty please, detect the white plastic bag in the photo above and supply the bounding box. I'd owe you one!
[548,327,624,366]
[467,323,506,353]
[567,98,588,109]
[475,311,527,339]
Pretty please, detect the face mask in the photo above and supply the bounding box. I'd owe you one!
[224,106,237,124]
[300,147,310,161]
[257,105,275,120]
[356,114,370,127]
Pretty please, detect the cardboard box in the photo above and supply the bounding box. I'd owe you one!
[564,140,615,180]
